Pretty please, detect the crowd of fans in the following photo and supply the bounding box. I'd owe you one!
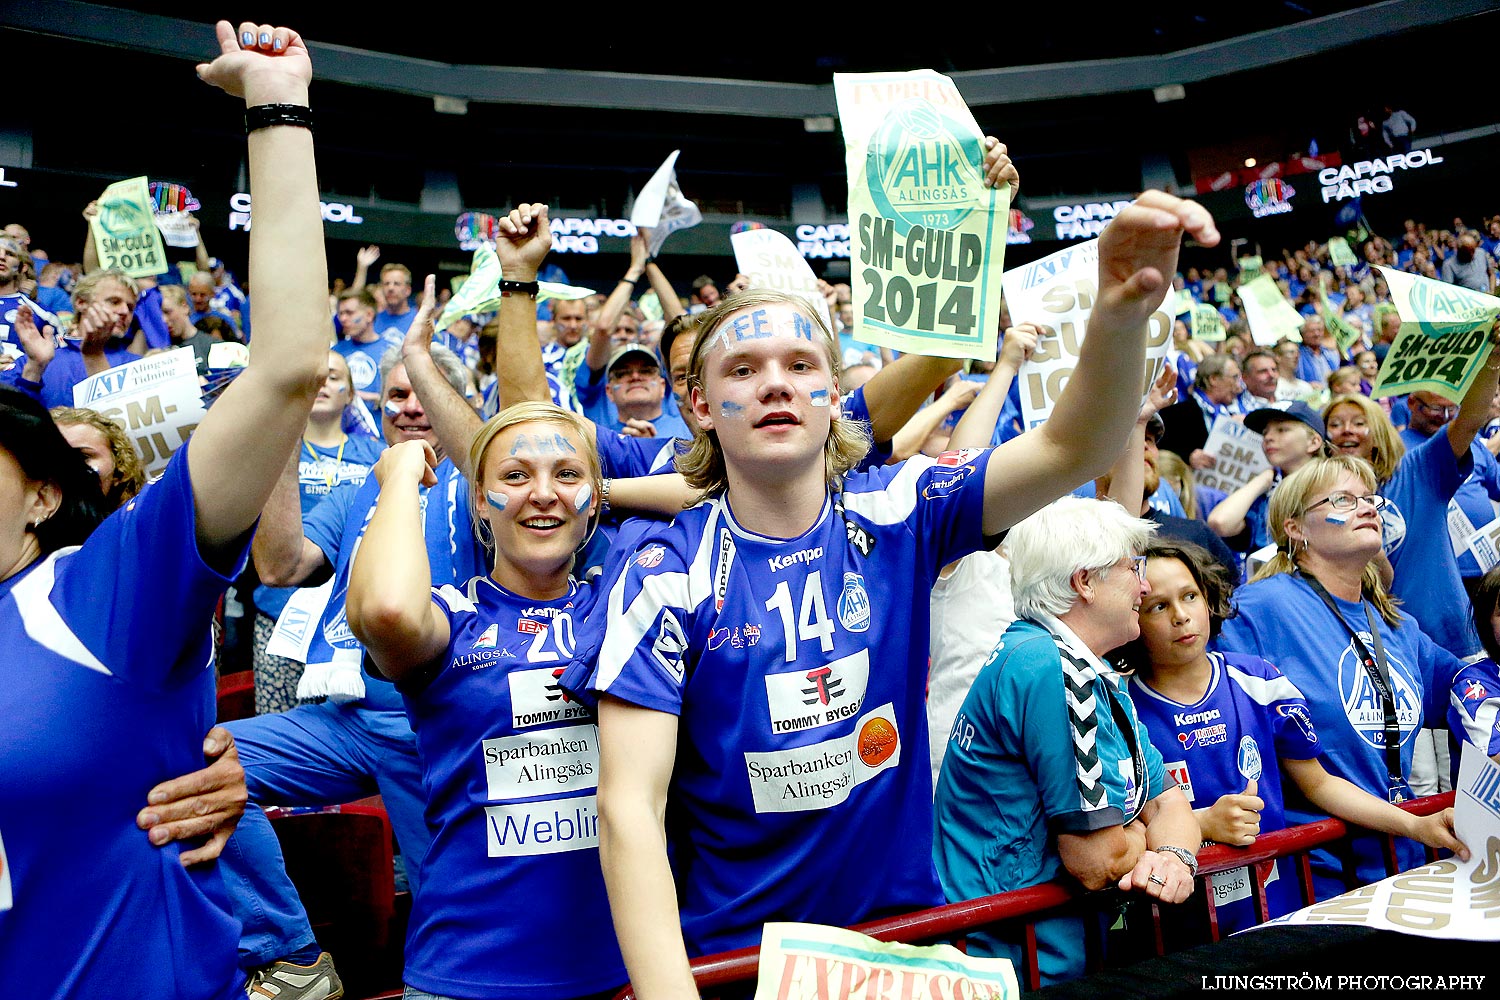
[3,21,1500,1000]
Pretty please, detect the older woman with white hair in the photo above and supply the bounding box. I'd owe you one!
[934,495,1200,986]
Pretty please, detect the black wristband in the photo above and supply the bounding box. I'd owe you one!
[244,103,314,134]
[500,279,539,297]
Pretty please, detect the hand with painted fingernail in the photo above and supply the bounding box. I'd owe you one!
[195,20,311,106]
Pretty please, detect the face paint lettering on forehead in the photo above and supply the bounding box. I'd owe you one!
[574,482,593,514]
[508,431,580,457]
[714,307,817,350]
[485,489,508,511]
[809,388,831,407]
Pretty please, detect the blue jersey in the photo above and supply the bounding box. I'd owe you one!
[1449,659,1500,760]
[254,434,385,621]
[1384,429,1481,658]
[0,340,141,409]
[1129,652,1319,931]
[334,334,399,399]
[933,617,1167,984]
[373,307,417,337]
[1215,574,1459,896]
[400,575,624,998]
[568,449,997,955]
[0,450,243,998]
[1401,428,1500,579]
[298,458,487,710]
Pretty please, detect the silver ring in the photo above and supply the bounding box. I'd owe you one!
[1149,874,1167,887]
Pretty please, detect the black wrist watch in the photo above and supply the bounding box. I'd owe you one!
[1154,845,1199,877]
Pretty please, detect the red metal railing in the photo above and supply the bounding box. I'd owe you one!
[611,792,1455,998]
[358,793,1454,1000]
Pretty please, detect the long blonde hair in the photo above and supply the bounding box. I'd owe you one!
[676,289,871,497]
[1251,455,1401,626]
[1322,394,1404,484]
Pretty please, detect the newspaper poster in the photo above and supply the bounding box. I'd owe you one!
[1194,417,1271,494]
[1373,267,1500,404]
[835,70,1006,362]
[631,151,702,257]
[1238,274,1304,346]
[90,176,169,278]
[1319,295,1365,355]
[1193,303,1226,342]
[72,348,204,476]
[155,212,199,249]
[1257,744,1500,940]
[732,227,834,329]
[754,923,1019,1000]
[1002,239,1173,431]
[1463,518,1500,575]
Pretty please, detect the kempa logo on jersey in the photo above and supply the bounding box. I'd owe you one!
[521,605,572,618]
[509,668,591,729]
[482,725,599,801]
[744,702,900,813]
[1337,637,1420,751]
[765,649,870,733]
[715,527,734,611]
[1164,760,1195,802]
[1174,708,1221,728]
[485,796,600,858]
[769,547,824,572]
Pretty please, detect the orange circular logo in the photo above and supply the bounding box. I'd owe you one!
[858,717,898,767]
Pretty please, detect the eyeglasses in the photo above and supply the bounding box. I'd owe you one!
[1307,492,1388,514]
[1411,398,1459,420]
[1129,555,1149,583]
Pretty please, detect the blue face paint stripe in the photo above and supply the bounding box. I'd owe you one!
[485,490,508,511]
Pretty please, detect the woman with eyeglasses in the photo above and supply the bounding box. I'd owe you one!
[1215,456,1479,899]
[1323,360,1500,665]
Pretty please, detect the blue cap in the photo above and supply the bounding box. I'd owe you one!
[1245,400,1325,439]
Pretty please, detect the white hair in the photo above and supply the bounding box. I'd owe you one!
[1007,496,1158,619]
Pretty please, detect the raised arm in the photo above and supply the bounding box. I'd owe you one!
[1099,362,1177,509]
[1446,339,1500,460]
[347,441,452,682]
[81,200,100,274]
[401,276,484,478]
[190,215,212,273]
[888,377,979,462]
[982,193,1219,535]
[862,352,963,449]
[949,324,1038,451]
[597,697,699,1000]
[251,448,331,587]
[185,21,328,558]
[585,235,650,375]
[351,245,380,293]
[644,253,686,322]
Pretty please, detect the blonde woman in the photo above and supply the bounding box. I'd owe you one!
[1216,456,1480,898]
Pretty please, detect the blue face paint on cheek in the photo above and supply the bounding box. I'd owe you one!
[1324,511,1349,524]
[384,400,401,417]
[809,388,830,407]
[485,490,509,512]
[574,483,593,514]
[720,400,746,419]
